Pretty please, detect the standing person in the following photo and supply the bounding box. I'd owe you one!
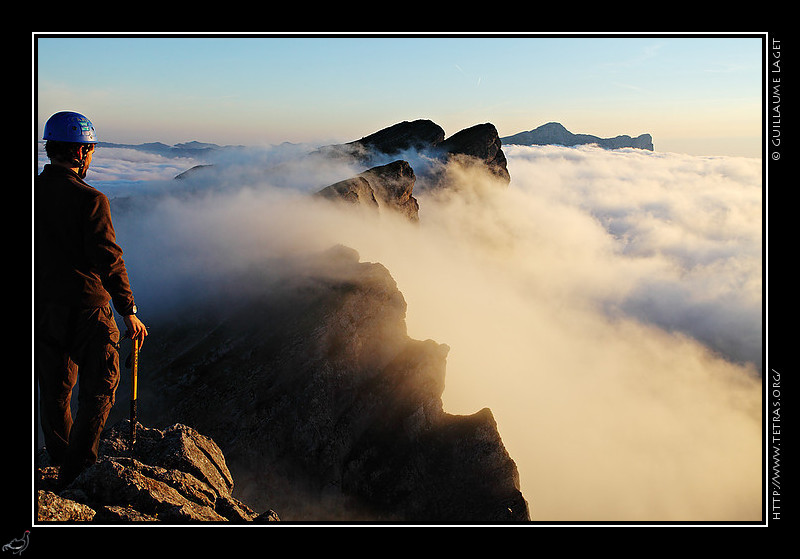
[35,111,148,487]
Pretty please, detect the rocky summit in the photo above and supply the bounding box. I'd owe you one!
[36,420,279,523]
[315,119,447,162]
[109,245,529,523]
[315,119,511,186]
[435,122,511,183]
[313,120,511,219]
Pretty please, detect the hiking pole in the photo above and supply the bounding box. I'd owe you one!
[129,336,140,452]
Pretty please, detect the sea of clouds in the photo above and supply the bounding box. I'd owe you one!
[36,140,764,522]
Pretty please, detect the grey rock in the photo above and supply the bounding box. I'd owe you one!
[316,176,380,208]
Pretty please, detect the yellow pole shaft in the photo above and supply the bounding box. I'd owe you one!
[130,338,139,450]
[131,338,139,400]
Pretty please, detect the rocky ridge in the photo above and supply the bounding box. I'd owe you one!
[116,246,529,522]
[311,120,510,222]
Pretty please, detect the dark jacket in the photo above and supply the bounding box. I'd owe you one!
[35,164,136,316]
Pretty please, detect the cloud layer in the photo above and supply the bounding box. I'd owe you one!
[47,142,763,521]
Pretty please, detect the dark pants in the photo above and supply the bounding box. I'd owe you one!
[36,303,121,485]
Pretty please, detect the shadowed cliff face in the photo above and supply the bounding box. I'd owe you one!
[114,245,529,522]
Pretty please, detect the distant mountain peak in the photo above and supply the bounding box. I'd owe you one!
[501,122,654,151]
[538,122,568,131]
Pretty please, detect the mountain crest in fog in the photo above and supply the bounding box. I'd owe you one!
[172,119,511,222]
[318,119,446,160]
[314,119,511,184]
[311,120,511,221]
[115,245,529,522]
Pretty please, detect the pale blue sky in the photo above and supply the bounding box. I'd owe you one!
[35,34,765,157]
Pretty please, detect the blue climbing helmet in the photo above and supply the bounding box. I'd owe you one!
[43,111,98,144]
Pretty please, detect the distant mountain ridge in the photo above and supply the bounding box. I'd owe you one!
[96,121,653,161]
[96,140,244,158]
[501,122,654,151]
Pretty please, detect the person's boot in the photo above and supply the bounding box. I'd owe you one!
[56,460,86,490]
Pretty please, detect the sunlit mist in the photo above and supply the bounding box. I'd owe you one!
[40,140,763,522]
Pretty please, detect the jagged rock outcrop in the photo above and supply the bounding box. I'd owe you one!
[312,120,510,217]
[439,123,510,178]
[125,245,529,522]
[316,160,420,221]
[317,120,511,190]
[36,421,279,523]
[501,122,654,151]
[423,122,511,188]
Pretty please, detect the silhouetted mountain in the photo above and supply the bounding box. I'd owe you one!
[314,119,446,162]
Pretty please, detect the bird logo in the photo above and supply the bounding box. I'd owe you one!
[2,531,29,556]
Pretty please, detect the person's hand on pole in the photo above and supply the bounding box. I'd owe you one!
[123,314,148,348]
